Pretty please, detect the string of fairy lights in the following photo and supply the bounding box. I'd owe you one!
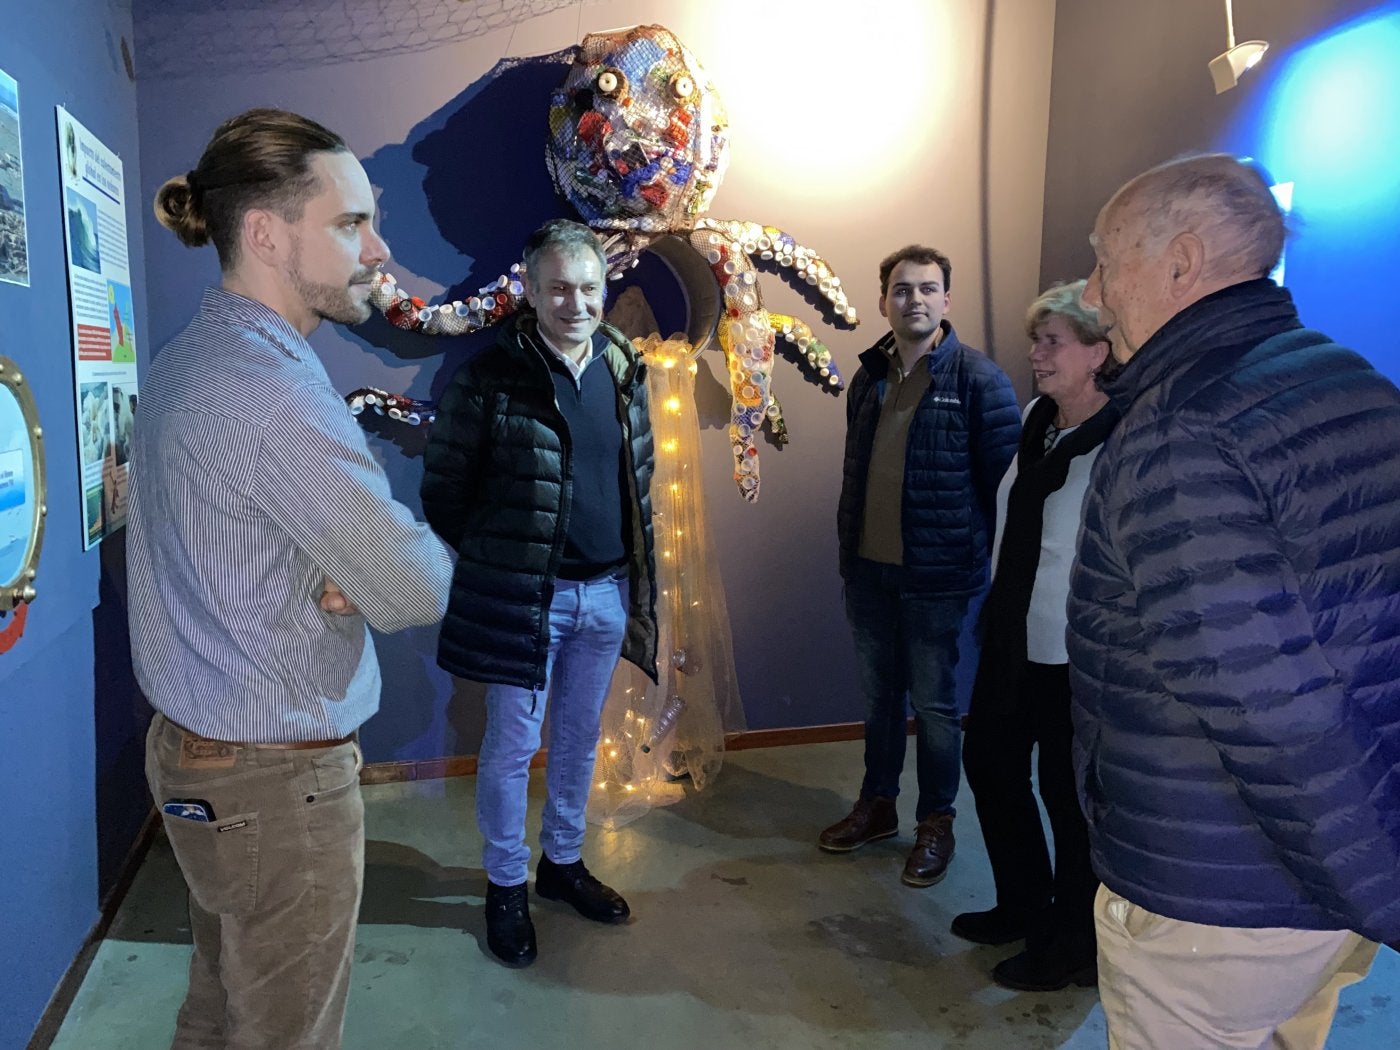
[588,335,723,828]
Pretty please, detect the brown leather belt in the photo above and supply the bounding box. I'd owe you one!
[254,735,356,751]
[170,718,354,751]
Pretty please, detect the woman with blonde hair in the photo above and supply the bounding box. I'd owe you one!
[952,280,1119,991]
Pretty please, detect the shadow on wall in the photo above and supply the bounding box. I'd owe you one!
[352,49,576,403]
[347,52,573,763]
[343,43,844,759]
[93,530,154,898]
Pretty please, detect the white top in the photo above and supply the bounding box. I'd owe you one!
[989,398,1102,665]
[535,325,595,384]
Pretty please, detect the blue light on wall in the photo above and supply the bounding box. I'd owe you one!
[1222,3,1400,380]
[1263,13,1400,225]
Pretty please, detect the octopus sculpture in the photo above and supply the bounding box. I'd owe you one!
[362,24,859,500]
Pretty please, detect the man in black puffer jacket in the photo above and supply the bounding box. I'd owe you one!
[1069,153,1400,1047]
[821,244,1020,890]
[423,219,657,970]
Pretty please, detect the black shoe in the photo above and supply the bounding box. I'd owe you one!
[950,907,1030,945]
[485,880,537,968]
[991,947,1097,992]
[535,855,630,924]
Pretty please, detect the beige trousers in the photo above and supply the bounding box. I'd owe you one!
[146,714,365,1050]
[1095,884,1379,1050]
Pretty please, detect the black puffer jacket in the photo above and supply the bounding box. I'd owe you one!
[422,314,657,688]
[1068,280,1400,942]
[837,322,1021,595]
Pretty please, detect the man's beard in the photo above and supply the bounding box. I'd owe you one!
[286,241,375,326]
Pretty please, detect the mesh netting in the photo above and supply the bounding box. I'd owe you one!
[587,334,745,830]
[131,0,597,79]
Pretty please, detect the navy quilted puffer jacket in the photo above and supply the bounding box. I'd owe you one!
[838,323,1021,596]
[1068,279,1400,943]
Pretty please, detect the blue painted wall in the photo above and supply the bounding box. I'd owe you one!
[0,1,149,1045]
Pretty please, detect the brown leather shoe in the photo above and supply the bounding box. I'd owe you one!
[818,796,898,852]
[901,814,954,886]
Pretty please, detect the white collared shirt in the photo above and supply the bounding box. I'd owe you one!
[535,326,594,385]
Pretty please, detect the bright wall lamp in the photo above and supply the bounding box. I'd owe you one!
[1210,0,1270,93]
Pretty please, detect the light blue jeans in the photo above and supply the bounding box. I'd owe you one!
[477,571,629,886]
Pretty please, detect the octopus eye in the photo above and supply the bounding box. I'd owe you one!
[596,68,625,97]
[669,73,695,101]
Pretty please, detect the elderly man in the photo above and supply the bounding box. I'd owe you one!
[422,218,657,969]
[1069,153,1400,1047]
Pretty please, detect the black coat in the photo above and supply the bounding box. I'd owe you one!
[422,314,658,688]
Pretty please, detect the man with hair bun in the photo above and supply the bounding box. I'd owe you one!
[1070,152,1400,1047]
[130,108,452,1049]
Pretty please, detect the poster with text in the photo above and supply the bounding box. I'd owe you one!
[0,68,28,286]
[57,108,137,549]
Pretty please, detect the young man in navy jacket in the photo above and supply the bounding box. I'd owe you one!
[823,245,1020,889]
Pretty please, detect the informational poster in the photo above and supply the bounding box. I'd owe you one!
[57,108,138,549]
[0,68,28,287]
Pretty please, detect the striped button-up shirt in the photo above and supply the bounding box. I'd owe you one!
[127,288,452,742]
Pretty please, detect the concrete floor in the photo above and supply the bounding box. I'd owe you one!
[48,740,1400,1049]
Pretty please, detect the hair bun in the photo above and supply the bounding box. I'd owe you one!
[153,174,210,247]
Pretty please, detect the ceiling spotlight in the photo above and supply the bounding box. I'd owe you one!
[1210,0,1269,93]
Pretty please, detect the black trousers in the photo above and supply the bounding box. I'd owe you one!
[962,661,1097,960]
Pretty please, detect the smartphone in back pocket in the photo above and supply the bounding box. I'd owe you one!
[163,798,216,822]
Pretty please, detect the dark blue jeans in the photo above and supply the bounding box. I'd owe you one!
[844,558,969,821]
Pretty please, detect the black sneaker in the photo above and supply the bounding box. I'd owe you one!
[535,855,630,924]
[950,906,1030,945]
[485,880,537,968]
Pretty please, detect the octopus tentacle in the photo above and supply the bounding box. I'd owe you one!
[690,226,773,502]
[346,387,436,426]
[767,312,843,390]
[367,267,528,335]
[694,219,859,328]
[765,390,789,446]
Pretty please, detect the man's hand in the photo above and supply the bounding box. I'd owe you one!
[319,577,360,616]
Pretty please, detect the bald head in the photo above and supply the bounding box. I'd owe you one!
[1083,154,1285,361]
[1111,154,1284,284]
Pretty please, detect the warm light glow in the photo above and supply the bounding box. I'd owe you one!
[697,0,950,198]
[661,440,679,454]
[665,397,682,413]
